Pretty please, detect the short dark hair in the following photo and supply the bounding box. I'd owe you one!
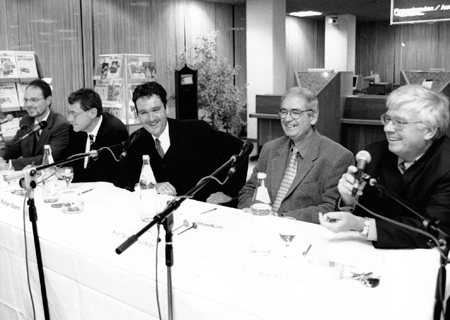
[132,82,167,107]
[68,88,103,117]
[27,79,52,99]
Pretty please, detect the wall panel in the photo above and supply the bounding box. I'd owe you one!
[286,16,325,89]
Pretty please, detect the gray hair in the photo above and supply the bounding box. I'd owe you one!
[281,87,319,114]
[387,84,449,139]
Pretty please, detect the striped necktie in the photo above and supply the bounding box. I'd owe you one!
[272,146,299,213]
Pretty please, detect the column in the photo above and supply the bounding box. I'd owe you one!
[246,0,286,140]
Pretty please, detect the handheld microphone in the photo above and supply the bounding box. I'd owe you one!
[352,150,372,197]
[14,121,48,145]
[226,141,254,179]
[0,114,14,124]
[118,128,146,161]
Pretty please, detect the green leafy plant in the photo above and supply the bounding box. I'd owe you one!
[178,31,246,135]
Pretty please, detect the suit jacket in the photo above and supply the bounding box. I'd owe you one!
[66,113,129,183]
[114,118,248,205]
[350,138,450,249]
[238,130,354,223]
[0,110,70,170]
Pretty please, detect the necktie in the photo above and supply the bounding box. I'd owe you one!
[89,134,95,150]
[398,161,406,174]
[86,134,95,168]
[272,146,299,213]
[155,138,164,159]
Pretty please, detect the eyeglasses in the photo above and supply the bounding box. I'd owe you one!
[67,110,87,119]
[380,114,422,130]
[278,109,314,120]
[23,97,45,104]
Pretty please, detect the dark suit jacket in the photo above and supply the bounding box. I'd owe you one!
[0,110,70,170]
[351,138,450,249]
[238,130,354,223]
[66,113,129,183]
[114,118,248,205]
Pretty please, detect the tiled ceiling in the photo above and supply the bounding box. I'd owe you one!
[209,0,391,22]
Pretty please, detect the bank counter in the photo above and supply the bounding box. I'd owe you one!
[0,181,445,320]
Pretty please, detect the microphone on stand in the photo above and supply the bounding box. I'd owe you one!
[14,121,48,145]
[352,150,372,197]
[118,128,146,161]
[0,114,14,124]
[226,141,254,179]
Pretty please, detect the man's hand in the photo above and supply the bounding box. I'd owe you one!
[155,182,177,196]
[338,165,367,206]
[206,192,232,204]
[319,211,365,233]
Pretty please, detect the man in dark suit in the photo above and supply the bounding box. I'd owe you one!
[238,87,354,222]
[320,84,450,249]
[113,82,247,206]
[0,79,70,170]
[65,88,129,183]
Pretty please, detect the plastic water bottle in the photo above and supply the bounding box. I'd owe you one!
[41,145,58,203]
[139,155,157,222]
[249,172,273,255]
[250,172,272,215]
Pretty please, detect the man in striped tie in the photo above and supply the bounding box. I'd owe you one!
[238,87,354,223]
[320,84,450,249]
[65,88,129,183]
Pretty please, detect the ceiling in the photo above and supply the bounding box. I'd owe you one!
[208,0,392,22]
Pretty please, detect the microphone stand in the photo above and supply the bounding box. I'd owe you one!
[115,154,242,320]
[4,143,124,320]
[364,177,450,320]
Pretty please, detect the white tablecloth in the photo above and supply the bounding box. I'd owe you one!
[0,181,446,320]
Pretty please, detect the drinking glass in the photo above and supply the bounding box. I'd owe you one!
[59,166,74,189]
[1,162,15,188]
[277,216,297,257]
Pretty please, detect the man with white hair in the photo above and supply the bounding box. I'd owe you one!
[320,84,450,249]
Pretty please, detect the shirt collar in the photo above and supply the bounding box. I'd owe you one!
[34,109,50,125]
[152,121,170,151]
[293,128,316,159]
[88,115,103,138]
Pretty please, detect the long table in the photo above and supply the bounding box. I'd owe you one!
[0,181,445,320]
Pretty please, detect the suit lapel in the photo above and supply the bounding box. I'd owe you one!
[284,131,321,198]
[34,110,54,155]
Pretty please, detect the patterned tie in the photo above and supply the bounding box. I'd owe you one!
[89,134,95,150]
[272,146,299,213]
[155,138,165,159]
[398,161,406,174]
[86,134,95,168]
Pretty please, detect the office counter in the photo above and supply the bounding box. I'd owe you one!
[0,181,445,320]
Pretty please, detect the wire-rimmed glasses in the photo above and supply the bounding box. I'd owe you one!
[380,114,422,130]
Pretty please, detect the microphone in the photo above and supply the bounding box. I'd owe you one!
[226,141,254,179]
[14,121,48,145]
[0,114,13,124]
[118,128,146,161]
[352,150,372,197]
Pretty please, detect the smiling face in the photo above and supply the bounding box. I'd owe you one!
[24,86,51,121]
[136,95,168,138]
[280,95,317,143]
[384,103,435,161]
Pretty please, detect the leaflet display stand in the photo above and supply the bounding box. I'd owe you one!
[93,54,156,133]
[0,50,43,142]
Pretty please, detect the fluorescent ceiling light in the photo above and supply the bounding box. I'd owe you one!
[289,11,322,17]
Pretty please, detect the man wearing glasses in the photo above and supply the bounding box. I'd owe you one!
[64,88,129,183]
[238,86,354,222]
[0,79,70,170]
[320,84,450,249]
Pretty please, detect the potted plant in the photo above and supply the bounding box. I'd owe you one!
[177,31,246,135]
